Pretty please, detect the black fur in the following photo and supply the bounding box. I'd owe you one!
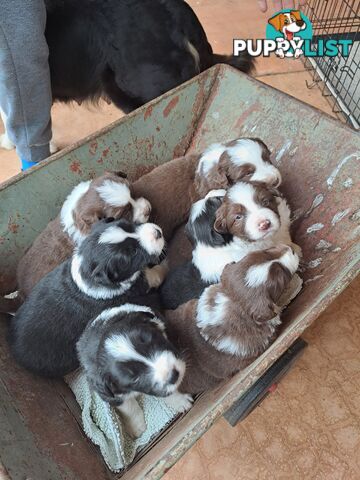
[77,308,182,404]
[8,219,163,378]
[160,196,228,309]
[45,0,254,111]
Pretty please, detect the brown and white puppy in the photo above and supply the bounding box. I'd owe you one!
[189,180,300,285]
[165,245,300,395]
[16,172,152,299]
[132,138,281,241]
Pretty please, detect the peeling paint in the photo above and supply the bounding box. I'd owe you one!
[332,247,342,253]
[275,140,292,164]
[315,239,332,251]
[212,112,220,119]
[350,210,360,222]
[331,209,351,226]
[250,125,257,132]
[307,223,324,234]
[306,194,324,216]
[305,275,324,285]
[343,177,353,188]
[326,152,359,188]
[307,258,323,269]
[144,105,153,120]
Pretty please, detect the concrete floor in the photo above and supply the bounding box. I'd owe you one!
[0,1,359,478]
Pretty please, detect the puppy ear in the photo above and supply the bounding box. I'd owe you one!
[213,203,228,234]
[73,208,101,235]
[268,13,283,31]
[195,169,228,198]
[219,152,255,183]
[267,263,292,302]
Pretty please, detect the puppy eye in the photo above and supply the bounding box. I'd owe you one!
[262,199,270,207]
[235,214,243,220]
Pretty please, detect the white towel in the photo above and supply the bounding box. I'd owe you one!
[65,371,179,473]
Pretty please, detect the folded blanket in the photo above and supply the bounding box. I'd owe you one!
[65,370,179,472]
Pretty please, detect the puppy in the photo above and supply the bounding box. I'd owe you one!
[199,180,301,278]
[132,138,281,240]
[16,171,151,299]
[8,218,165,378]
[165,245,300,394]
[160,190,228,309]
[77,303,191,438]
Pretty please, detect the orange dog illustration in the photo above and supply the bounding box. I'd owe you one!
[268,10,306,58]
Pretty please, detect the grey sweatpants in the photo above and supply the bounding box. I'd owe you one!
[0,0,52,163]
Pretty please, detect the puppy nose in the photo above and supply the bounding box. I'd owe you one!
[168,368,179,384]
[154,228,162,239]
[258,219,271,231]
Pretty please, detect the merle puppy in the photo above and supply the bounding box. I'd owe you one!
[8,218,165,378]
[45,0,253,111]
[160,190,228,309]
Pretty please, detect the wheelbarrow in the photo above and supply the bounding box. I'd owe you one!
[0,64,359,480]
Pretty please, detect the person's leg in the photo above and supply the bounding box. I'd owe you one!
[0,0,52,170]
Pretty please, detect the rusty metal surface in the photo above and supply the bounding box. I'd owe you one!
[0,65,359,479]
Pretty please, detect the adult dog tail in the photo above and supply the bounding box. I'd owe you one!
[212,52,255,74]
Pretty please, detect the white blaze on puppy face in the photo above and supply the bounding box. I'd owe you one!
[197,143,227,175]
[105,335,185,394]
[98,225,138,244]
[136,223,164,255]
[227,139,281,187]
[151,351,185,391]
[228,183,280,241]
[96,180,132,207]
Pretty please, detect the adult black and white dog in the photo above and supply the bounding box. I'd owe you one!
[77,303,192,438]
[45,0,253,111]
[160,190,228,309]
[8,218,166,378]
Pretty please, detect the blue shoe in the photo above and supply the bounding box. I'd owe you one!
[21,158,38,171]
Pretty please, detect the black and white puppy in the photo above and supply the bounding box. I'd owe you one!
[8,218,165,378]
[160,190,228,309]
[77,303,191,438]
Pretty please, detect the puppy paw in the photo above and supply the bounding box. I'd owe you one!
[116,403,146,439]
[49,140,59,154]
[165,392,194,413]
[0,133,14,150]
[125,412,146,439]
[145,262,168,289]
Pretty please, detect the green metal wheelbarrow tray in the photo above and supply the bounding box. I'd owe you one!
[0,65,359,479]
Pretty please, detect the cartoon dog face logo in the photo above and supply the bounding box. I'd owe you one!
[268,10,307,58]
[268,10,306,40]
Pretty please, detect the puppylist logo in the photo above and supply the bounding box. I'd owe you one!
[234,9,352,59]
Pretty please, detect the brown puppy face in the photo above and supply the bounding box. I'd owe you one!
[61,172,152,242]
[214,181,281,242]
[194,138,281,198]
[73,173,133,236]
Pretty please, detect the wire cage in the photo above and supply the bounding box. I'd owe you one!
[302,0,360,129]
